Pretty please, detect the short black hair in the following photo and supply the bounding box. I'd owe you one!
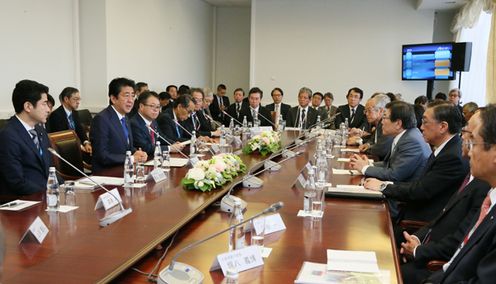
[248,87,263,99]
[166,85,177,92]
[217,84,226,91]
[312,92,323,100]
[428,101,462,134]
[136,82,148,91]
[178,85,191,96]
[414,95,428,105]
[271,87,284,97]
[138,91,159,106]
[346,87,363,99]
[47,94,55,107]
[479,104,496,150]
[386,101,416,129]
[59,87,79,102]
[385,92,396,102]
[324,92,334,100]
[234,88,245,96]
[173,94,193,109]
[12,79,49,114]
[108,77,135,98]
[435,92,447,101]
[159,92,171,100]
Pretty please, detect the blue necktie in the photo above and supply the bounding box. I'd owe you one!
[68,113,75,130]
[175,121,181,137]
[120,117,129,144]
[29,129,43,156]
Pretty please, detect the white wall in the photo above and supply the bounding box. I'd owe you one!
[214,6,251,99]
[0,0,78,118]
[251,0,435,106]
[432,10,457,97]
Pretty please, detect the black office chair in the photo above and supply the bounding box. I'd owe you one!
[0,118,10,130]
[48,130,90,180]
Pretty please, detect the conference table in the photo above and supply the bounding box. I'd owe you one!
[0,130,402,283]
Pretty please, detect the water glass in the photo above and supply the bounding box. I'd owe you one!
[64,181,76,206]
[250,216,265,250]
[135,162,146,183]
[162,150,170,172]
[312,184,325,217]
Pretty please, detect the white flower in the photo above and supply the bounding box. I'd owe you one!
[187,167,205,181]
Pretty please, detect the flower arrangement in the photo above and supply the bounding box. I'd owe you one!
[242,130,281,156]
[181,153,247,192]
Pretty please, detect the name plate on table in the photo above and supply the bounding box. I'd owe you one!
[147,168,167,183]
[211,144,221,154]
[305,162,313,173]
[19,216,49,244]
[189,156,200,166]
[295,173,307,190]
[94,188,121,210]
[210,246,264,276]
[264,213,286,234]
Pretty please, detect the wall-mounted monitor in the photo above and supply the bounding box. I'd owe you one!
[402,42,455,80]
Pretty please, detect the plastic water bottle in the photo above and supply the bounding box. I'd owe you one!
[124,151,134,186]
[46,167,60,211]
[303,167,316,213]
[219,125,226,146]
[162,149,170,172]
[278,114,284,131]
[153,141,163,169]
[241,116,250,144]
[242,115,248,129]
[344,117,349,129]
[229,200,246,251]
[190,130,196,156]
[229,117,235,132]
[316,154,328,185]
[340,122,348,146]
[253,111,260,127]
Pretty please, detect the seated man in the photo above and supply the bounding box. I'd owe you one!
[157,95,195,143]
[424,104,496,283]
[351,100,431,182]
[462,102,478,125]
[399,110,490,284]
[0,80,53,195]
[365,101,469,224]
[286,87,318,129]
[265,87,291,121]
[334,87,367,129]
[311,92,328,120]
[319,92,338,124]
[183,88,219,139]
[90,78,147,174]
[209,84,229,123]
[224,88,246,126]
[159,91,172,112]
[349,94,392,160]
[48,87,92,155]
[238,87,273,127]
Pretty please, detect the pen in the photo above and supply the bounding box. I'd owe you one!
[0,202,18,208]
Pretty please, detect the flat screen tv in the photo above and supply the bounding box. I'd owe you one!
[402,42,456,80]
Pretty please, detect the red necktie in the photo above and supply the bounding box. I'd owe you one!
[150,127,155,144]
[457,175,471,194]
[463,194,491,245]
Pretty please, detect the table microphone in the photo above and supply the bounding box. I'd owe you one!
[158,202,284,284]
[172,120,216,156]
[204,112,224,128]
[221,110,243,125]
[252,108,277,129]
[47,147,132,227]
[148,126,190,160]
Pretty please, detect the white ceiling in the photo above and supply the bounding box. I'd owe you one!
[416,0,467,10]
[204,0,251,7]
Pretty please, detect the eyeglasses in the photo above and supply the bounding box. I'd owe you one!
[461,127,472,135]
[463,139,494,151]
[364,108,378,114]
[143,104,161,110]
[382,114,391,120]
[421,118,439,125]
[119,93,136,100]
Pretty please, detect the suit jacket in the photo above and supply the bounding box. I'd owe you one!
[382,135,469,222]
[334,104,367,129]
[48,105,88,144]
[266,103,291,121]
[181,111,213,138]
[365,128,431,182]
[286,106,318,129]
[209,94,230,122]
[130,114,165,157]
[0,117,51,195]
[318,105,338,121]
[238,105,274,127]
[363,120,394,161]
[433,197,496,283]
[225,101,247,126]
[90,105,135,174]
[157,108,189,143]
[413,178,491,266]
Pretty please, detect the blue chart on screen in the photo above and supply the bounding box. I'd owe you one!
[402,43,455,80]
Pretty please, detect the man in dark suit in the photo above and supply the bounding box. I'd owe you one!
[349,94,393,160]
[351,101,431,183]
[166,85,178,103]
[286,87,318,129]
[238,87,273,128]
[265,87,291,122]
[90,78,148,174]
[310,92,328,120]
[365,101,469,224]
[224,88,247,126]
[129,82,149,118]
[422,105,496,283]
[0,80,53,195]
[334,87,367,129]
[318,92,338,128]
[157,95,195,143]
[209,84,229,123]
[182,88,219,139]
[48,87,92,155]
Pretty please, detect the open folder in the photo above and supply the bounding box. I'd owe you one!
[325,185,384,200]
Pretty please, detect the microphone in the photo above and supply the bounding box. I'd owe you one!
[251,107,277,129]
[203,112,223,128]
[172,119,216,157]
[158,202,284,284]
[47,147,132,227]
[148,126,190,160]
[222,110,243,125]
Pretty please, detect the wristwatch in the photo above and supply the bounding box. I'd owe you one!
[379,182,388,192]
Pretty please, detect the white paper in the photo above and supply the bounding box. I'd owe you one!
[169,157,189,167]
[285,127,302,131]
[261,247,272,258]
[210,245,264,276]
[94,188,121,210]
[148,168,167,183]
[337,158,373,163]
[332,169,361,176]
[297,210,324,218]
[340,148,360,153]
[19,216,49,244]
[327,250,379,273]
[45,205,78,213]
[295,261,390,284]
[264,213,286,235]
[330,185,383,196]
[0,200,40,211]
[77,176,124,186]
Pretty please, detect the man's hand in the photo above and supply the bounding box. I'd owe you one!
[211,129,221,137]
[83,143,92,155]
[170,142,184,153]
[133,148,148,163]
[363,178,383,191]
[400,231,420,257]
[359,143,370,153]
[349,154,369,172]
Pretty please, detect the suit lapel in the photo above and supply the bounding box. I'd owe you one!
[12,118,46,167]
[107,106,128,147]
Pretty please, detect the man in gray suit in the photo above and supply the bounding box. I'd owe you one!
[350,101,431,182]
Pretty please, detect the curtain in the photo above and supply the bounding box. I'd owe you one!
[487,4,496,103]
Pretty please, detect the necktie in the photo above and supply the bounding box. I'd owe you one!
[175,120,181,137]
[457,174,471,194]
[300,108,306,128]
[350,108,356,124]
[236,103,241,115]
[120,117,129,144]
[252,109,257,120]
[463,194,491,245]
[29,129,43,156]
[67,113,75,130]
[193,113,200,131]
[149,125,155,144]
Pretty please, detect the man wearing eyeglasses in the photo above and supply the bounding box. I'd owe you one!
[365,101,469,224]
[90,78,148,174]
[157,95,195,143]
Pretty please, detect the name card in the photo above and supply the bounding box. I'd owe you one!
[211,144,221,154]
[19,216,49,244]
[295,173,307,190]
[264,213,286,235]
[210,246,264,276]
[147,168,167,183]
[94,188,121,211]
[305,162,313,173]
[189,156,200,166]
